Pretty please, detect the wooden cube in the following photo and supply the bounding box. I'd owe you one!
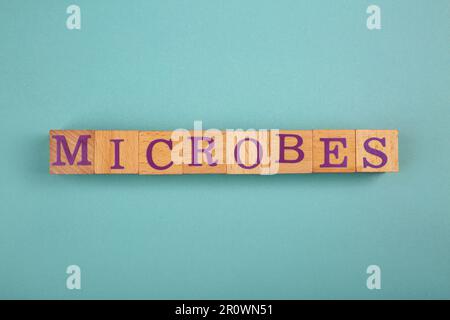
[139,131,183,175]
[183,130,226,174]
[313,130,356,173]
[49,130,95,174]
[226,130,271,175]
[270,130,312,174]
[356,130,399,172]
[94,130,139,174]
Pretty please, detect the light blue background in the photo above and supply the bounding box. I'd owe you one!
[0,0,449,299]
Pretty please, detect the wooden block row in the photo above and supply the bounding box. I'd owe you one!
[49,129,398,174]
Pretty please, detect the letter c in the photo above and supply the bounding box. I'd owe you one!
[146,139,173,170]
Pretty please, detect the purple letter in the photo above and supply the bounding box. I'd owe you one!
[278,133,304,163]
[52,135,92,166]
[110,139,125,169]
[320,138,347,168]
[363,137,388,168]
[190,137,217,167]
[146,139,173,170]
[234,138,262,169]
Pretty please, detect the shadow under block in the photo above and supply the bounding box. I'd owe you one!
[139,131,183,175]
[49,130,95,174]
[356,130,399,172]
[226,131,271,175]
[312,130,356,173]
[270,130,312,174]
[182,131,227,174]
[94,130,139,174]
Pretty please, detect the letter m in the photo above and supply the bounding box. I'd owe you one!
[52,134,92,166]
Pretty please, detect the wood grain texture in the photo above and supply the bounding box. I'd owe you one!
[49,130,95,174]
[312,130,356,173]
[94,130,139,174]
[139,131,183,175]
[356,130,399,172]
[182,130,226,174]
[49,129,398,175]
[270,130,312,174]
[226,130,271,175]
